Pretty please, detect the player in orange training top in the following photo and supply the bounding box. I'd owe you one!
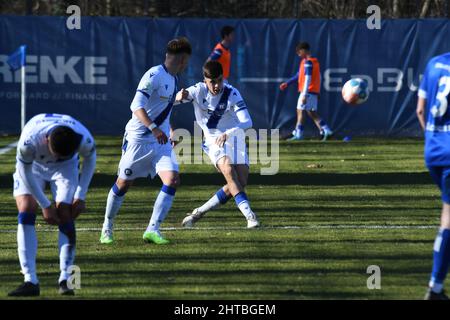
[208,26,234,82]
[280,42,333,141]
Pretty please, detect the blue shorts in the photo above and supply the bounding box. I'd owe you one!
[427,166,450,204]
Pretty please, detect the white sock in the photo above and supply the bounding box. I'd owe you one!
[238,200,257,220]
[146,185,176,232]
[17,219,38,284]
[429,281,444,294]
[58,222,76,284]
[197,195,220,215]
[103,187,125,232]
[197,188,231,215]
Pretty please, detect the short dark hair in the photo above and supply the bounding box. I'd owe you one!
[296,42,310,52]
[49,126,81,157]
[166,37,192,55]
[203,60,223,79]
[221,26,235,39]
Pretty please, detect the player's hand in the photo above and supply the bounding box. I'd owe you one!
[42,205,60,225]
[176,89,189,102]
[152,127,168,144]
[215,133,228,147]
[72,199,86,220]
[279,82,288,91]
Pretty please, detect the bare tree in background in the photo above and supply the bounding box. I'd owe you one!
[0,0,448,18]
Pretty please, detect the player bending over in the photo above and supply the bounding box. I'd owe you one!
[8,113,96,297]
[417,52,450,300]
[176,60,260,229]
[99,37,191,245]
[280,42,333,141]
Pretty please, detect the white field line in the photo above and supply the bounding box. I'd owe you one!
[0,225,438,233]
[0,141,18,156]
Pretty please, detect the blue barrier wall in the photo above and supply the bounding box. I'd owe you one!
[0,16,449,136]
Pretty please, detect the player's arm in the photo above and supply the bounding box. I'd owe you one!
[72,134,97,219]
[280,72,299,91]
[130,72,168,144]
[175,88,192,103]
[417,97,427,131]
[175,83,199,104]
[208,48,223,62]
[16,143,53,210]
[216,94,253,147]
[417,65,430,131]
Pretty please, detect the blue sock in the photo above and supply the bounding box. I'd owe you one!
[234,192,256,220]
[147,184,176,232]
[17,212,38,284]
[430,228,450,293]
[58,220,76,283]
[216,188,232,204]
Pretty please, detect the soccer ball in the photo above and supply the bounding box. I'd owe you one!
[341,78,369,105]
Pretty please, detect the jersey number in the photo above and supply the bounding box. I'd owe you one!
[431,76,450,118]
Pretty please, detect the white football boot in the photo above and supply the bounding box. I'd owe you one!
[246,212,260,229]
[182,208,204,228]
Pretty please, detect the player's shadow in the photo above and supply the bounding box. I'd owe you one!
[81,171,433,188]
[0,171,433,190]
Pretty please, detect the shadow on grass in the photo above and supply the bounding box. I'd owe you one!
[0,171,434,190]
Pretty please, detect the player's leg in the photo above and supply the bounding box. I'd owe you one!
[303,94,332,140]
[425,166,450,300]
[8,169,46,296]
[182,142,233,227]
[234,164,260,228]
[8,194,41,297]
[143,170,179,244]
[101,177,133,244]
[307,110,332,139]
[51,168,79,296]
[143,144,179,244]
[100,139,138,244]
[182,185,232,228]
[289,98,306,140]
[54,202,76,295]
[217,157,259,228]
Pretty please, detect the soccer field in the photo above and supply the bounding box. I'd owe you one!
[0,136,443,299]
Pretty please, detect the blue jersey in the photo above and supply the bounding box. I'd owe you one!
[419,53,450,166]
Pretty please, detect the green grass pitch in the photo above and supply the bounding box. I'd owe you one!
[0,136,444,299]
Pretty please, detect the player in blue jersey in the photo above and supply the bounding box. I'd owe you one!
[99,37,191,245]
[416,52,450,300]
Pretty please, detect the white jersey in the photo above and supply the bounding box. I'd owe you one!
[17,113,95,168]
[125,64,177,144]
[185,82,248,139]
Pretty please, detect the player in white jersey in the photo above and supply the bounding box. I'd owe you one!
[99,37,192,245]
[176,60,260,228]
[8,113,96,297]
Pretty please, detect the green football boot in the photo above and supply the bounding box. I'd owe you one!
[100,229,114,244]
[143,230,170,245]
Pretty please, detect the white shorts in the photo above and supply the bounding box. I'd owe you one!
[203,134,249,169]
[118,139,179,180]
[13,160,78,204]
[297,93,318,111]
